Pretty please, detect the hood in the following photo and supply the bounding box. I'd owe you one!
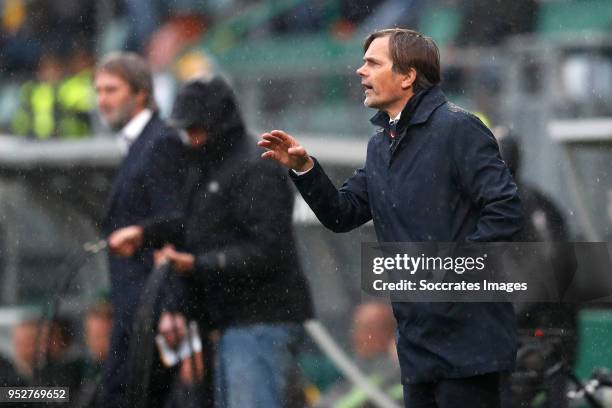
[170,76,247,161]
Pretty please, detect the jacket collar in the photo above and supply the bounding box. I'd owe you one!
[369,86,447,130]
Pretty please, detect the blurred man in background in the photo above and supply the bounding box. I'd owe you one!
[496,127,576,408]
[350,303,396,363]
[40,317,87,398]
[12,319,46,385]
[95,52,187,408]
[76,301,114,408]
[84,302,113,371]
[109,76,314,408]
[11,43,96,139]
[11,52,65,139]
[317,302,401,408]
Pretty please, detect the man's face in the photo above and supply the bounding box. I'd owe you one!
[95,71,141,131]
[185,127,208,148]
[13,322,48,367]
[351,304,395,359]
[356,36,412,115]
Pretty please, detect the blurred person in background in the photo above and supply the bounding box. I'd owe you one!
[0,0,94,79]
[123,0,160,53]
[11,44,96,139]
[259,28,523,408]
[496,127,576,408]
[76,301,114,408]
[39,317,88,400]
[12,319,48,385]
[12,318,87,406]
[0,0,41,77]
[317,302,402,408]
[146,13,208,118]
[108,76,314,408]
[84,302,114,372]
[95,52,188,408]
[11,52,65,139]
[57,44,97,137]
[351,303,396,364]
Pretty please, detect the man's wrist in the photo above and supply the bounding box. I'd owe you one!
[293,158,314,175]
[134,226,145,244]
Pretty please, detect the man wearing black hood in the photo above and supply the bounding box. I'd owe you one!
[109,76,314,408]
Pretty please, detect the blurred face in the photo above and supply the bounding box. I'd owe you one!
[95,71,143,131]
[13,322,48,372]
[85,316,112,362]
[185,127,208,148]
[356,36,415,117]
[351,305,395,359]
[38,55,63,83]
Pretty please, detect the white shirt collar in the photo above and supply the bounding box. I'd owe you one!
[119,109,153,151]
[390,111,401,125]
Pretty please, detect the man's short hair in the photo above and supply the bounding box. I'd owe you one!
[96,52,157,110]
[364,28,441,93]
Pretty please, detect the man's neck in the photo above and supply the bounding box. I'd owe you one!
[130,106,145,119]
[385,91,414,119]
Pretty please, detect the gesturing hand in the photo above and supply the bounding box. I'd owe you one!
[258,130,314,172]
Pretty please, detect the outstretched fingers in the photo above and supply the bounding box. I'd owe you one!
[261,150,279,160]
[259,129,305,166]
[257,139,274,149]
[288,145,306,156]
[260,132,285,146]
[269,130,291,142]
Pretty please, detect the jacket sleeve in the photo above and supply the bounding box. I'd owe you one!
[451,114,524,241]
[140,215,185,248]
[289,157,372,233]
[146,133,188,222]
[193,160,297,281]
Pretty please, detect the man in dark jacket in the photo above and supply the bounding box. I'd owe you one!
[95,52,187,408]
[259,28,523,408]
[109,76,314,408]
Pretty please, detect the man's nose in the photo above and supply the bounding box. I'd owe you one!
[356,64,366,77]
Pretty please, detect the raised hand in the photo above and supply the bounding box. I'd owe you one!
[258,130,314,172]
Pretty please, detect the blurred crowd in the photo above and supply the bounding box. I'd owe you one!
[1,300,113,407]
[0,0,540,139]
[1,300,402,408]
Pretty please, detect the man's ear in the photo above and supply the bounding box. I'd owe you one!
[401,68,417,90]
[136,90,148,109]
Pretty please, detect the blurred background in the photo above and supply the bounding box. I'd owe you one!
[1,0,612,407]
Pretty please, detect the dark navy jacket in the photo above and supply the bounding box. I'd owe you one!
[103,113,187,322]
[291,86,524,383]
[99,113,186,408]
